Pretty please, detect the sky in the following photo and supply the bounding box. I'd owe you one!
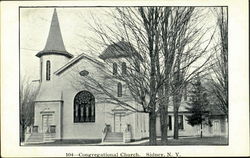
[20,7,218,81]
[20,7,116,81]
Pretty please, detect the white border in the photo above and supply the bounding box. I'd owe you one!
[1,0,249,157]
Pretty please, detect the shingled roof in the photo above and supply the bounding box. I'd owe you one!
[99,40,142,61]
[36,9,73,58]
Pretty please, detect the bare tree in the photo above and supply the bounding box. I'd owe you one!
[20,76,40,142]
[209,7,228,116]
[71,7,163,145]
[162,7,216,139]
[73,7,217,144]
[139,7,163,145]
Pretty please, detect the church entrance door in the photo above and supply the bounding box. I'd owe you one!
[114,113,125,132]
[42,114,53,133]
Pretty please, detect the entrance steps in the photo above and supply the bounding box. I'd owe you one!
[25,133,43,143]
[103,132,123,142]
[25,133,56,143]
[44,133,56,142]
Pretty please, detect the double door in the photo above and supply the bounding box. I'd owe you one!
[42,114,53,133]
[114,113,125,132]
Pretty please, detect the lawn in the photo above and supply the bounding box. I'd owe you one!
[24,136,228,146]
[141,136,228,145]
[23,139,102,146]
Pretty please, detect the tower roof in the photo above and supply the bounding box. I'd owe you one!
[36,9,73,58]
[99,40,142,61]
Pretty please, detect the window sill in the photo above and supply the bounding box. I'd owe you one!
[73,122,95,124]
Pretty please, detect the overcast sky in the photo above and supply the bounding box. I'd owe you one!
[20,7,117,81]
[20,7,218,81]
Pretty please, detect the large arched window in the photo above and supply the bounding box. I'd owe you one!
[117,82,122,97]
[113,62,118,75]
[122,62,127,75]
[46,60,51,81]
[74,91,95,123]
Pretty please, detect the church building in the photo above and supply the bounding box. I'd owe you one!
[24,9,228,144]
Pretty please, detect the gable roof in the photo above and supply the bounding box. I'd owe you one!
[54,53,104,75]
[36,8,73,58]
[99,40,143,61]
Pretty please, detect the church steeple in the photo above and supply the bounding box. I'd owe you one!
[36,8,73,58]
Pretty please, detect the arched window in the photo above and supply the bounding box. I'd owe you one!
[40,61,43,82]
[184,85,187,101]
[122,62,127,74]
[113,62,118,75]
[117,82,122,97]
[74,91,95,123]
[46,60,51,81]
[135,62,140,72]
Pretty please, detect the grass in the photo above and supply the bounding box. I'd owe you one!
[141,136,228,146]
[24,136,228,146]
[24,139,102,146]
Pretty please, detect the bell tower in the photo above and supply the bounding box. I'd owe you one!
[36,8,73,82]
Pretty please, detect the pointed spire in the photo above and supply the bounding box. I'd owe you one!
[44,8,66,52]
[36,8,73,58]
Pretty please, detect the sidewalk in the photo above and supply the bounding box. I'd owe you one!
[99,139,149,145]
[22,136,226,146]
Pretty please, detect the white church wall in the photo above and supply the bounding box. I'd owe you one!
[31,8,152,142]
[103,102,115,131]
[53,57,107,139]
[35,53,150,140]
[131,104,145,140]
[34,101,62,139]
[134,112,143,140]
[40,55,69,82]
[105,58,150,139]
[104,58,141,103]
[35,76,62,101]
[61,85,105,139]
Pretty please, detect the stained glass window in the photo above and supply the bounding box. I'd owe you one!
[74,91,95,123]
